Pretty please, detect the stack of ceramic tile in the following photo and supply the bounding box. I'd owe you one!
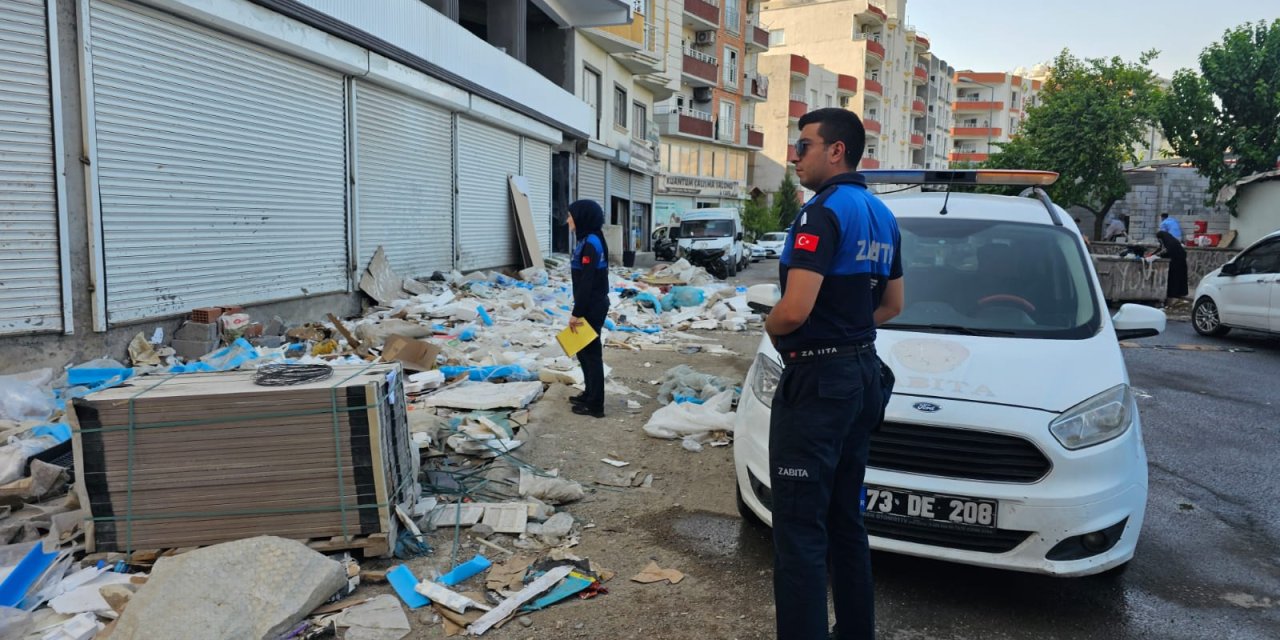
[70,364,417,555]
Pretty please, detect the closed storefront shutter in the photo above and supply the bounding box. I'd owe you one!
[355,80,453,277]
[608,163,631,200]
[88,0,347,323]
[520,138,552,254]
[0,0,64,334]
[456,117,520,271]
[631,173,654,204]
[577,157,605,206]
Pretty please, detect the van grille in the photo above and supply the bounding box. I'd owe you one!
[865,517,1032,553]
[869,422,1051,483]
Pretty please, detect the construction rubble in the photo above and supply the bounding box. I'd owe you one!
[0,248,754,638]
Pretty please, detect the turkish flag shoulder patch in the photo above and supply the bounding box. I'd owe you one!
[795,233,820,252]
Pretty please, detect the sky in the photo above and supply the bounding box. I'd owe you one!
[905,0,1277,79]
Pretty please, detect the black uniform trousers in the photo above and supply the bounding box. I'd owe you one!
[575,313,606,412]
[770,350,885,640]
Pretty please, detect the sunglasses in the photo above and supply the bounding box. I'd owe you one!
[794,138,833,159]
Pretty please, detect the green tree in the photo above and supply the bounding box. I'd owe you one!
[1159,20,1280,213]
[982,49,1163,238]
[774,171,801,228]
[741,192,776,239]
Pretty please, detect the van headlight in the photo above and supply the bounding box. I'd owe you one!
[751,353,783,409]
[1049,385,1136,450]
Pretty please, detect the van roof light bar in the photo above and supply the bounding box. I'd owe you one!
[861,169,1059,186]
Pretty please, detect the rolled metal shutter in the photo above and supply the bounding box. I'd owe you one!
[520,138,552,254]
[608,163,631,200]
[577,157,605,206]
[355,80,454,277]
[88,0,347,323]
[631,173,654,204]
[0,0,63,334]
[456,117,520,271]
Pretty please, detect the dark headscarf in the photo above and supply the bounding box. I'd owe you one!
[568,199,609,258]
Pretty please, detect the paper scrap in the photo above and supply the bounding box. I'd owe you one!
[631,561,685,585]
[601,458,629,468]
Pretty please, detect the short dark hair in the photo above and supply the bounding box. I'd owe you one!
[797,108,865,170]
[1160,213,1169,219]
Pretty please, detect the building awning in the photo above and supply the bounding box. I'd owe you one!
[531,0,632,28]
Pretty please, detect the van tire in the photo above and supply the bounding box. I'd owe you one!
[728,258,737,278]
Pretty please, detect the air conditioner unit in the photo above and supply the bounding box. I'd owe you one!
[693,87,713,103]
[695,30,716,45]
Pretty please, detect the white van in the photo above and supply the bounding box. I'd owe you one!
[735,170,1167,577]
[674,208,748,277]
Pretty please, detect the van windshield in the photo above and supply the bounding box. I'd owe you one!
[882,218,1101,339]
[680,219,735,238]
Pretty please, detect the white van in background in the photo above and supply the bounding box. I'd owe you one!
[674,208,748,278]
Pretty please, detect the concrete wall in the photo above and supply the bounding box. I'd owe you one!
[1091,242,1239,292]
[1231,178,1280,248]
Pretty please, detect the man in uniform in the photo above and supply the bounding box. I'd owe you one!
[764,108,904,639]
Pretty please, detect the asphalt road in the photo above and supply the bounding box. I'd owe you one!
[720,258,1280,639]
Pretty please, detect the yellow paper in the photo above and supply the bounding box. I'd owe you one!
[556,323,598,357]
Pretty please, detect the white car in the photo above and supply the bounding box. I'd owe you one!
[755,232,787,258]
[1192,229,1280,337]
[735,170,1167,577]
[746,242,767,262]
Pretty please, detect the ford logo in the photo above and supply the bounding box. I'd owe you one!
[913,402,941,413]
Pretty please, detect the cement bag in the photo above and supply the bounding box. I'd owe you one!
[643,390,737,439]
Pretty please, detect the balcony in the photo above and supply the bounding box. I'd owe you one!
[863,117,881,134]
[745,73,769,101]
[683,0,720,31]
[608,24,664,75]
[863,37,885,62]
[859,0,887,25]
[863,78,883,96]
[910,132,925,148]
[913,64,928,85]
[788,94,807,120]
[748,23,769,52]
[951,126,1002,138]
[682,48,719,87]
[744,124,764,149]
[949,152,989,163]
[837,74,858,95]
[861,157,881,169]
[657,106,714,139]
[953,100,1004,112]
[914,31,930,52]
[790,54,809,77]
[911,99,925,116]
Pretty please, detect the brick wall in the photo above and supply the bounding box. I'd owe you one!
[1072,166,1230,241]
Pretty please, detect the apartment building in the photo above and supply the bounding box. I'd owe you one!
[759,0,948,173]
[752,54,859,195]
[922,55,956,169]
[652,0,772,226]
[950,70,1043,164]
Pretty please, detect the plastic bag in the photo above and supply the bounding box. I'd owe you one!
[661,286,706,310]
[0,379,55,423]
[644,390,737,439]
[656,365,734,404]
[0,435,58,485]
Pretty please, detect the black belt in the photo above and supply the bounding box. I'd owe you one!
[780,342,875,365]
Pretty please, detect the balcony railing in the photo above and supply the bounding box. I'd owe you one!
[789,54,809,76]
[951,126,1002,137]
[914,30,930,51]
[953,100,1004,112]
[949,152,988,163]
[861,157,881,169]
[863,118,881,134]
[837,74,858,94]
[911,99,926,115]
[910,132,925,147]
[861,0,887,24]
[750,24,769,51]
[861,37,885,61]
[657,105,714,138]
[745,124,763,148]
[682,47,719,85]
[913,64,928,83]
[683,0,720,29]
[788,95,807,119]
[863,78,883,95]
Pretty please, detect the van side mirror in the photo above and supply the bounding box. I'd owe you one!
[746,283,781,314]
[736,232,744,241]
[1220,262,1239,276]
[1112,303,1166,340]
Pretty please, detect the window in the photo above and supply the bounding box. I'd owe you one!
[840,96,851,108]
[630,0,646,15]
[583,67,601,139]
[825,95,833,107]
[1235,240,1280,274]
[633,102,648,139]
[809,89,817,105]
[614,85,628,129]
[1012,91,1020,104]
[723,47,739,87]
[725,0,740,34]
[719,100,735,141]
[769,29,785,46]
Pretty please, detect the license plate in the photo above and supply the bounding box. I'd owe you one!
[863,485,998,530]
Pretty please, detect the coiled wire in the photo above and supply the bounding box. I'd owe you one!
[252,363,334,386]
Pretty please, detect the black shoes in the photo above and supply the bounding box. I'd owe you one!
[569,394,587,406]
[571,404,605,418]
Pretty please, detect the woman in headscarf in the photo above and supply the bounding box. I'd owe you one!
[1151,230,1188,308]
[567,200,610,418]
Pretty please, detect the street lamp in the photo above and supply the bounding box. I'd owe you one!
[963,77,996,157]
